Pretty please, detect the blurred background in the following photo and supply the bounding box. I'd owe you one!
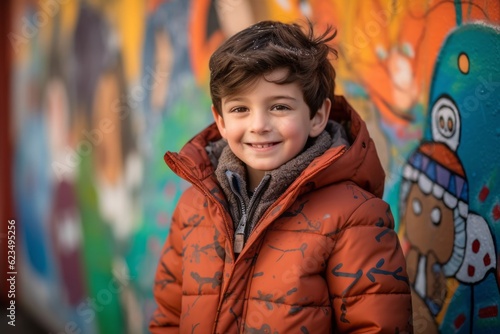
[1,0,499,333]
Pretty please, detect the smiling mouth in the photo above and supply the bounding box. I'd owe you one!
[249,143,278,148]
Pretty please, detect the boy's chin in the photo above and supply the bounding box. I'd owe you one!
[246,161,275,170]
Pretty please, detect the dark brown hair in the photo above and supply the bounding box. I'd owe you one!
[209,20,337,118]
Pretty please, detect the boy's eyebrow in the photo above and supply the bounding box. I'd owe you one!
[223,95,297,105]
[268,95,297,101]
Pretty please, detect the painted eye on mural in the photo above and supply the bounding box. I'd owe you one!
[458,52,470,74]
[439,116,444,129]
[438,115,455,133]
[431,96,461,151]
[447,117,453,131]
[430,207,441,225]
[412,198,422,216]
[437,109,455,137]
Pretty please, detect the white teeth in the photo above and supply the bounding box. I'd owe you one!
[253,143,273,148]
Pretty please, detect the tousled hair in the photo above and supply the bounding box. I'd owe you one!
[209,20,337,118]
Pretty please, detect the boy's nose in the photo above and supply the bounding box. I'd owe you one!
[249,111,271,133]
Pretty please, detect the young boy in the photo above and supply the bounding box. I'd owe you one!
[150,20,412,333]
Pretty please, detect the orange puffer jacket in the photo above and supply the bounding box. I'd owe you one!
[150,96,412,333]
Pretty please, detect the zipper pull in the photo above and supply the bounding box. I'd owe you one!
[234,233,244,254]
[234,213,247,254]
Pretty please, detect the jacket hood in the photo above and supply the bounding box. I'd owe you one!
[316,95,386,198]
[164,95,386,199]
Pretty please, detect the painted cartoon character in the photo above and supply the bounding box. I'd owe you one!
[400,22,500,333]
[400,97,497,333]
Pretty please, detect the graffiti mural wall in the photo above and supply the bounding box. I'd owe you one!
[6,0,499,333]
[399,22,500,333]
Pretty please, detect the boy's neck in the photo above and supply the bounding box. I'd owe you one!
[246,167,266,192]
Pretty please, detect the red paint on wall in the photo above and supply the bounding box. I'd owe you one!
[479,185,490,202]
[493,204,500,221]
[478,305,498,318]
[454,313,466,329]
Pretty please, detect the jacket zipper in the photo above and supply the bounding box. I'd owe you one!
[228,175,247,254]
[226,171,270,254]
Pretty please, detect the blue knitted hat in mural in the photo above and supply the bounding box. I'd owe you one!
[402,141,468,217]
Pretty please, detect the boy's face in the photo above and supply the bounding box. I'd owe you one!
[212,68,330,188]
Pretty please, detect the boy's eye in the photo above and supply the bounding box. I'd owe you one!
[271,104,290,111]
[230,107,248,113]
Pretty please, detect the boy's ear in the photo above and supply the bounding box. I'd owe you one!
[211,105,227,139]
[309,98,331,137]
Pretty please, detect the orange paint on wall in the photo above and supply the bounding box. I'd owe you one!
[114,0,146,82]
[189,0,225,86]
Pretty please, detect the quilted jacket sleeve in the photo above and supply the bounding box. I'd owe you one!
[149,200,185,333]
[327,197,413,333]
